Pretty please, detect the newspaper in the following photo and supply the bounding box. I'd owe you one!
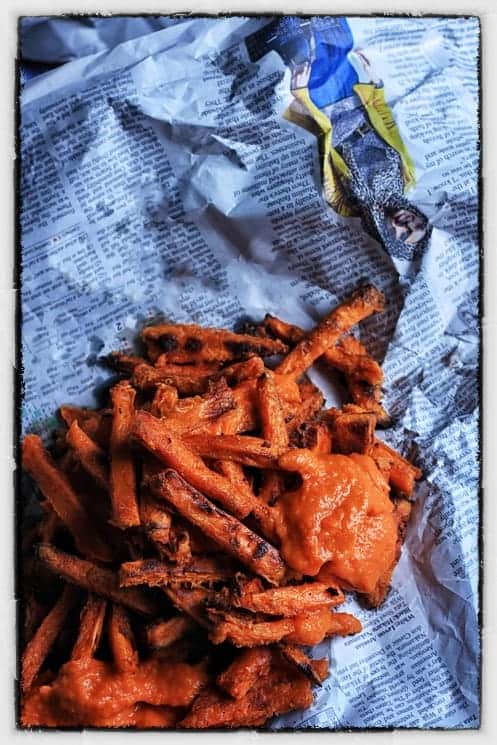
[19,15,480,729]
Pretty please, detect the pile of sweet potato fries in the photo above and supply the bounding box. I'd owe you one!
[20,284,421,728]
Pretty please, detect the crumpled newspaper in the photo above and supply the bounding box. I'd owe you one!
[20,15,480,729]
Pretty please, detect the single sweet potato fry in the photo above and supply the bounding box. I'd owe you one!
[142,323,287,364]
[262,317,384,388]
[110,381,140,528]
[120,558,234,588]
[71,594,106,660]
[108,603,139,672]
[276,284,385,377]
[22,435,112,563]
[255,370,290,506]
[66,420,109,491]
[183,433,283,469]
[235,582,344,616]
[145,616,196,650]
[149,470,286,585]
[21,585,78,691]
[132,411,266,520]
[257,371,289,450]
[22,595,48,648]
[217,647,273,699]
[38,544,159,616]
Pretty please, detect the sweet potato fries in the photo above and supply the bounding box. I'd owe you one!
[19,284,421,729]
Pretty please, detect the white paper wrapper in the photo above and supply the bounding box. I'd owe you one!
[20,15,480,729]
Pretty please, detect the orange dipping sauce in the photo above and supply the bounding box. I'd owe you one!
[275,450,397,594]
[22,657,206,728]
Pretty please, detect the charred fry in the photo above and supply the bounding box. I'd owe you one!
[325,406,376,454]
[286,387,325,435]
[120,558,235,588]
[148,470,285,584]
[142,323,287,364]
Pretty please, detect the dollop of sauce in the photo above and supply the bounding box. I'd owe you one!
[275,450,397,594]
[22,657,206,727]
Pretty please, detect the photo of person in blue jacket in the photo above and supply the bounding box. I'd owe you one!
[247,17,430,260]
